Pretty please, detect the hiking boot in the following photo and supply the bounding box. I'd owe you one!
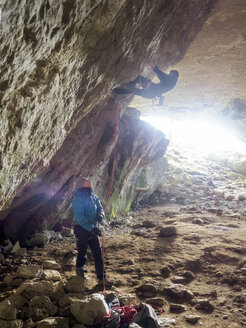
[97,277,114,287]
[76,267,87,279]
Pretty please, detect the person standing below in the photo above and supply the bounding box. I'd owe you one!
[72,177,107,284]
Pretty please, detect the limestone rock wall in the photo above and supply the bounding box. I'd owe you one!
[0,0,217,241]
[2,104,169,242]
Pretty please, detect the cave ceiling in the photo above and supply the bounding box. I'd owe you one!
[134,0,246,124]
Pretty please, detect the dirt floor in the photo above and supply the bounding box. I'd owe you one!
[101,204,246,327]
[17,202,244,328]
[0,204,246,327]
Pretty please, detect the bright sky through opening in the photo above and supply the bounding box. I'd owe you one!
[142,116,246,154]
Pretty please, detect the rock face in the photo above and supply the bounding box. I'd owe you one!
[0,0,217,241]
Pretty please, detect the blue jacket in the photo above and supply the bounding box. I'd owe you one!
[72,189,104,232]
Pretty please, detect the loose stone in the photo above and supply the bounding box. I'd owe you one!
[70,293,109,325]
[36,317,69,328]
[42,260,61,270]
[41,270,62,281]
[64,276,86,293]
[160,266,171,278]
[159,226,177,238]
[169,303,186,313]
[16,265,42,279]
[195,298,214,312]
[184,314,201,324]
[0,319,24,328]
[61,227,74,237]
[163,283,194,302]
[146,297,165,307]
[0,300,18,320]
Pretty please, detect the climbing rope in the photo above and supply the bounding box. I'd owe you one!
[100,91,135,294]
[100,72,155,293]
[104,91,137,211]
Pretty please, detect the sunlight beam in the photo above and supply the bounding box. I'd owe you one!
[142,115,246,154]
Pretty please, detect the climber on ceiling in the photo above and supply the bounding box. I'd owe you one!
[113,66,179,106]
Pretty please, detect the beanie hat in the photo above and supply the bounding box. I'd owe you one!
[81,177,91,188]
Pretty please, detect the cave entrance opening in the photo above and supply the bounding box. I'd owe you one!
[139,113,246,213]
[142,114,246,155]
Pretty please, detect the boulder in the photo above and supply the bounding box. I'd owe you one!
[41,270,62,281]
[16,248,28,257]
[42,260,61,270]
[119,294,135,306]
[36,317,69,328]
[30,296,57,316]
[58,307,71,317]
[171,272,194,284]
[63,256,76,267]
[58,294,84,308]
[184,314,201,324]
[21,308,49,322]
[61,227,73,237]
[17,281,54,299]
[145,297,165,307]
[169,303,186,313]
[135,283,158,298]
[3,274,14,286]
[238,194,246,201]
[70,293,109,325]
[160,266,171,278]
[159,226,177,238]
[158,317,176,326]
[6,295,28,310]
[30,232,50,247]
[11,241,21,254]
[0,319,23,328]
[23,318,34,328]
[16,265,42,279]
[163,283,194,302]
[228,158,246,176]
[64,276,86,293]
[52,281,66,301]
[0,300,17,320]
[195,298,214,312]
[142,220,156,228]
[241,267,246,276]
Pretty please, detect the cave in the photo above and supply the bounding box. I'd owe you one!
[0,0,246,327]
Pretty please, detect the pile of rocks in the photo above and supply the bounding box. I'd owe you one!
[0,260,110,328]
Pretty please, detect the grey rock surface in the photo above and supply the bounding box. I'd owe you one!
[70,293,109,325]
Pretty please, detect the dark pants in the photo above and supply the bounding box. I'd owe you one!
[113,76,160,100]
[74,224,105,279]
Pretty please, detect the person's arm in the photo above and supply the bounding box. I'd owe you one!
[153,66,169,82]
[96,197,105,223]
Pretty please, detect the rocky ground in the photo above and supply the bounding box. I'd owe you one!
[0,148,246,328]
